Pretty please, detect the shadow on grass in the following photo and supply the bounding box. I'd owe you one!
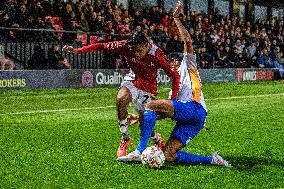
[117,155,283,171]
[225,155,283,171]
[117,161,141,165]
[117,160,177,170]
[161,155,283,171]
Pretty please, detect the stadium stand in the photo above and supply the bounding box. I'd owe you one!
[0,0,283,72]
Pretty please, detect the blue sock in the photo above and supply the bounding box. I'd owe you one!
[136,110,157,153]
[176,151,212,164]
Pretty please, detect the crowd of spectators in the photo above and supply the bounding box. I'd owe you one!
[0,0,283,70]
[26,44,71,69]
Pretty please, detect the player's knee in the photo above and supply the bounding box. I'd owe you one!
[117,96,130,108]
[144,101,154,110]
[144,100,160,111]
[117,90,131,106]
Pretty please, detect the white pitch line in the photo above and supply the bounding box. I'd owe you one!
[0,93,283,116]
[207,92,284,101]
[0,106,115,116]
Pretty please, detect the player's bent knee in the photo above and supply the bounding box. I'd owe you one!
[117,94,130,103]
[117,89,132,105]
[145,100,174,118]
[144,101,155,110]
[144,100,165,110]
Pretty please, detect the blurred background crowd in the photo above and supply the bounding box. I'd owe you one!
[0,0,283,70]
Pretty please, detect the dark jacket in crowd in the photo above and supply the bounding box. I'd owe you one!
[27,46,48,70]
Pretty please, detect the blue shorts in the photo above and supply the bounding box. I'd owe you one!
[170,100,207,146]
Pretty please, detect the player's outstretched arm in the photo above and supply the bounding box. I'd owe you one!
[173,1,193,54]
[63,40,128,54]
[63,43,107,54]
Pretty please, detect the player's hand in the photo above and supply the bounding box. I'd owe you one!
[62,45,77,54]
[127,113,139,126]
[173,1,183,18]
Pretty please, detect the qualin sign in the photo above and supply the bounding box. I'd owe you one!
[95,71,125,85]
[88,70,171,86]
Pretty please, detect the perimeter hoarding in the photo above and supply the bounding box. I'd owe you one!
[0,68,277,90]
[0,70,66,90]
[236,68,277,82]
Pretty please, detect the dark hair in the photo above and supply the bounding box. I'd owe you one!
[168,52,183,62]
[127,32,149,45]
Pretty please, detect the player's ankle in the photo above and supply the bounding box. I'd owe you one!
[122,134,130,140]
[119,118,129,139]
[151,131,159,143]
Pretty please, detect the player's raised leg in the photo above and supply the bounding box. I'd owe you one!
[117,100,173,162]
[117,109,157,162]
[116,86,132,157]
[135,94,165,150]
[136,100,173,153]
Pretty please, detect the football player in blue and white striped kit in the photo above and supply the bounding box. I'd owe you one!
[118,1,232,167]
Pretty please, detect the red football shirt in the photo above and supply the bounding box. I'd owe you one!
[76,40,180,99]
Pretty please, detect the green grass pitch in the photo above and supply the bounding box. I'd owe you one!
[0,81,284,188]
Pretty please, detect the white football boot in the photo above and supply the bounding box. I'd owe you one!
[117,150,141,162]
[211,151,233,168]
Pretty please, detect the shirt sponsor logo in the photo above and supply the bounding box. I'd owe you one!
[107,42,117,49]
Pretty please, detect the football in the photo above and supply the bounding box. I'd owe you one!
[141,146,165,169]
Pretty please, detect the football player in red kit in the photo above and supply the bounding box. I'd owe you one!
[63,32,180,158]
